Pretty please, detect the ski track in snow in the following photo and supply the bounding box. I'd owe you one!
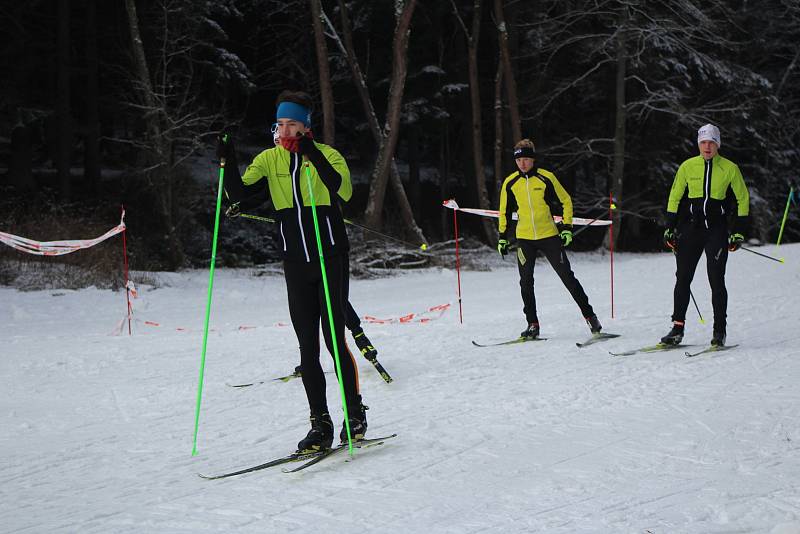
[2,245,800,533]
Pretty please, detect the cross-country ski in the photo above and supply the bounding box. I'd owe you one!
[609,343,696,356]
[685,344,740,358]
[471,337,548,347]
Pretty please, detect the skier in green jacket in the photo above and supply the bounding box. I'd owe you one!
[497,138,601,339]
[220,90,367,453]
[660,124,750,347]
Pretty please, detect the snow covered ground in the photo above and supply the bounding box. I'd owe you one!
[2,244,800,533]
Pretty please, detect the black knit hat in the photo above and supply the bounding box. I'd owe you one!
[513,146,536,159]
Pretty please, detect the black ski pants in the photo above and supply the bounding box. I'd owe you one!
[284,254,360,416]
[671,224,729,331]
[516,236,595,324]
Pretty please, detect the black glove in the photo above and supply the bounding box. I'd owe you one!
[728,232,744,252]
[216,133,234,161]
[297,133,343,193]
[663,228,677,250]
[297,134,320,157]
[497,238,509,258]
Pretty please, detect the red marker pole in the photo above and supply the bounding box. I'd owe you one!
[609,192,615,319]
[453,208,463,324]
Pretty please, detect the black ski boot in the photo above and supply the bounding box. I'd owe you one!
[293,365,302,377]
[340,399,368,443]
[353,329,378,361]
[660,321,685,345]
[585,315,602,333]
[520,322,540,339]
[297,413,333,453]
[711,327,726,347]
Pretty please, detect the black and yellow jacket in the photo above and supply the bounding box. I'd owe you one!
[498,167,572,241]
[226,141,352,262]
[667,154,749,230]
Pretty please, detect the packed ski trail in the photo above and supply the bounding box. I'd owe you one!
[2,245,800,533]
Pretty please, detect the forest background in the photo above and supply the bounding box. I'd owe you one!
[1,0,798,284]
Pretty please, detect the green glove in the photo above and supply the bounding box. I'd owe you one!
[497,239,509,258]
[559,227,573,247]
[663,228,677,250]
[728,232,744,252]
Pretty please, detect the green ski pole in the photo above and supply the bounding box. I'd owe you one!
[192,134,228,456]
[303,162,354,455]
[774,186,793,261]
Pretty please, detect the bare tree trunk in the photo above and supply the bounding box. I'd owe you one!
[452,0,494,243]
[310,0,335,144]
[327,2,426,243]
[609,9,627,250]
[439,122,450,240]
[124,0,183,268]
[493,0,521,141]
[362,0,416,230]
[56,0,72,199]
[10,123,35,191]
[85,0,100,194]
[124,0,160,147]
[408,124,421,221]
[493,52,504,202]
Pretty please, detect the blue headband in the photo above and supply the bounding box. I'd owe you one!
[276,101,311,126]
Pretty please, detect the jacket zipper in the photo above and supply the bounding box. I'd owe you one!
[524,173,537,239]
[703,159,711,229]
[290,154,311,262]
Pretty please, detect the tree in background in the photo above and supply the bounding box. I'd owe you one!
[2,0,799,271]
[122,0,254,268]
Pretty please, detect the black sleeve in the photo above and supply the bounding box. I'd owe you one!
[503,176,520,239]
[732,215,749,235]
[222,149,267,205]
[538,173,564,218]
[299,137,342,192]
[665,211,678,229]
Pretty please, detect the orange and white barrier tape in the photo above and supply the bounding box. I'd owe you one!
[364,303,451,324]
[442,199,611,226]
[110,313,292,336]
[0,211,127,256]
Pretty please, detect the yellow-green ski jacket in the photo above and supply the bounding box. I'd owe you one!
[240,142,352,262]
[498,168,572,241]
[667,154,749,230]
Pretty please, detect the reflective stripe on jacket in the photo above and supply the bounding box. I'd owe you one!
[242,143,352,261]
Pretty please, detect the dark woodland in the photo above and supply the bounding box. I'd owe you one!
[1,0,798,275]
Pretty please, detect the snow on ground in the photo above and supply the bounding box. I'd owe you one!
[2,244,800,533]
